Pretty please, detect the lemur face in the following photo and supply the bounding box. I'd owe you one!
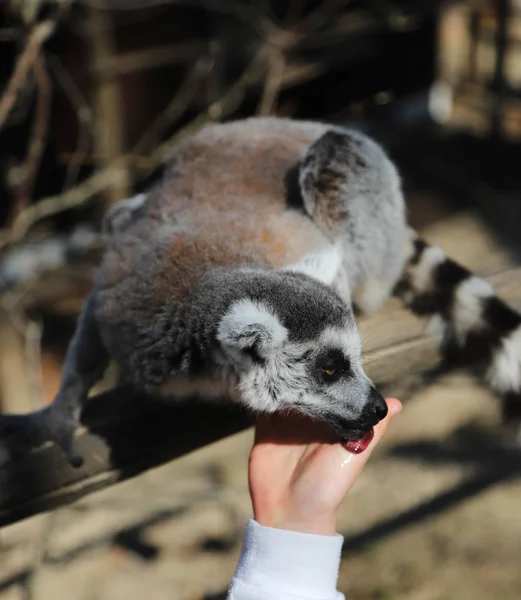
[217,298,387,441]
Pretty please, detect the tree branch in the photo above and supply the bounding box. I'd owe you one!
[0,48,268,251]
[12,55,52,219]
[0,165,128,250]
[87,2,131,206]
[0,21,55,131]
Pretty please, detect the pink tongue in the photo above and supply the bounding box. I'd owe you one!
[342,428,374,454]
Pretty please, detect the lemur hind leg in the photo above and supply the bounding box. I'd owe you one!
[298,128,521,437]
[398,230,521,440]
[352,278,399,315]
[0,293,110,466]
[298,127,408,314]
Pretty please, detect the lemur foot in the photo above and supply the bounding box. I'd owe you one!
[0,403,83,468]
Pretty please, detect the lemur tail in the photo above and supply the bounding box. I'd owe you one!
[396,229,521,435]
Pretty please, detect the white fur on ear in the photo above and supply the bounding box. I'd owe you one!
[283,245,342,286]
[217,299,288,355]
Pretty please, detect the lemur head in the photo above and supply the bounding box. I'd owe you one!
[216,248,387,441]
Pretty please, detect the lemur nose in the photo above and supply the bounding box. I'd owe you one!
[362,386,388,424]
[370,386,388,420]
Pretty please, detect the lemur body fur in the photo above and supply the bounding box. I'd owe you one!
[2,117,521,466]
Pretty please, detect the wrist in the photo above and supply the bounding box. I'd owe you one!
[273,517,337,536]
[255,506,338,536]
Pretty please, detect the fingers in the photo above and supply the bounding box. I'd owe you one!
[249,398,403,532]
[345,397,402,460]
[325,397,402,494]
[387,397,403,416]
[371,397,402,445]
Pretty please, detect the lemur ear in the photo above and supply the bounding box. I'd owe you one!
[283,246,342,286]
[217,299,288,360]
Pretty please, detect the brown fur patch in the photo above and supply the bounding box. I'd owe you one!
[96,118,335,319]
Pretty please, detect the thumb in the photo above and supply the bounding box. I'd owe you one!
[332,397,402,493]
[370,397,402,445]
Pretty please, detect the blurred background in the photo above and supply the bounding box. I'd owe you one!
[1,0,521,598]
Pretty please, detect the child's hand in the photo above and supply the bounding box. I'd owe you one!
[249,398,402,536]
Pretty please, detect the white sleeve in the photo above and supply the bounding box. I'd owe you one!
[227,520,345,600]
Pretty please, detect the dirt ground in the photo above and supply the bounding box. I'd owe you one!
[1,187,521,600]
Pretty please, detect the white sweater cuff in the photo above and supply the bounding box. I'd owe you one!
[231,519,344,599]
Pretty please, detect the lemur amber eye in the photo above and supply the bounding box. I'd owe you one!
[316,349,350,383]
[323,367,337,376]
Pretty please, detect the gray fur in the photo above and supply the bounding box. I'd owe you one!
[299,128,407,312]
[102,193,149,237]
[99,265,353,386]
[2,116,521,465]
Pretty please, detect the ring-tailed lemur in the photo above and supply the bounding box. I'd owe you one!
[1,117,520,467]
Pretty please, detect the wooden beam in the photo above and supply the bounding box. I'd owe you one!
[0,388,252,529]
[0,267,520,529]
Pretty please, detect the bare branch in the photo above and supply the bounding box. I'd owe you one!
[133,54,215,154]
[87,2,131,206]
[12,55,52,219]
[152,49,268,161]
[95,42,205,79]
[0,48,268,251]
[279,59,326,88]
[257,50,286,116]
[0,165,128,250]
[47,55,96,192]
[0,21,56,131]
[72,0,275,37]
